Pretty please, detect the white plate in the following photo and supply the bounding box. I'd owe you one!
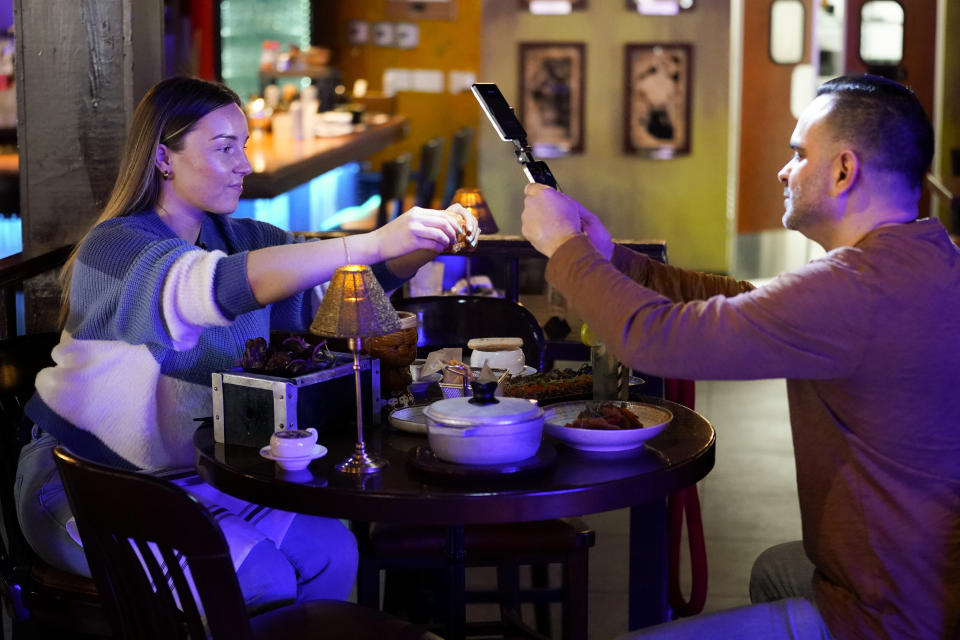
[543,401,673,452]
[259,444,328,471]
[388,405,428,434]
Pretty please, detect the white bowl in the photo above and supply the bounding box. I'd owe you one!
[469,348,525,375]
[543,401,672,452]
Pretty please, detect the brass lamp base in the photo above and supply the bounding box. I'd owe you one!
[334,442,389,474]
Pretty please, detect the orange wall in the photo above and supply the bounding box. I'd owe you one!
[316,1,482,205]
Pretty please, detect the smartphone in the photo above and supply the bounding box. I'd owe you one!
[471,83,560,190]
[471,82,527,142]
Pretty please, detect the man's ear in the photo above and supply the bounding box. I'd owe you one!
[832,149,859,197]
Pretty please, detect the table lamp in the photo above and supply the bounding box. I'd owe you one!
[310,265,401,474]
[452,188,499,235]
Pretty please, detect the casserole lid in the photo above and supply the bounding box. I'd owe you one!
[424,379,542,428]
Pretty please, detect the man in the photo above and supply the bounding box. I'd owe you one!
[521,75,959,639]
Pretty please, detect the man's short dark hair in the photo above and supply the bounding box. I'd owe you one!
[816,74,934,190]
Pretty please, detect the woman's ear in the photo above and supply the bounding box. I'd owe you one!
[155,143,171,176]
[832,149,859,197]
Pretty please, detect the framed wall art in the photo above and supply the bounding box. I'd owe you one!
[624,43,692,158]
[518,42,586,155]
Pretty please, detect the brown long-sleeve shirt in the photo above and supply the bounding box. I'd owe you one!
[545,220,960,639]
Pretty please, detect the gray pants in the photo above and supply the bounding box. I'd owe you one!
[618,541,833,639]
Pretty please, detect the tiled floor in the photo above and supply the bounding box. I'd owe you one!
[464,377,803,639]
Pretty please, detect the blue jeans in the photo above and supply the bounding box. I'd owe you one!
[15,434,358,614]
[618,541,833,639]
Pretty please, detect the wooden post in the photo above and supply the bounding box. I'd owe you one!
[14,0,162,332]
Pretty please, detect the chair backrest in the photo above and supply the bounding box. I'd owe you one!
[414,137,444,209]
[441,127,474,207]
[377,152,413,227]
[53,446,254,640]
[393,295,546,372]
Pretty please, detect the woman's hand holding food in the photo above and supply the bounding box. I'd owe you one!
[373,205,478,259]
[376,204,480,279]
[442,203,480,253]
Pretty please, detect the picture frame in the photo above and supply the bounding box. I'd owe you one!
[518,42,586,156]
[624,43,692,158]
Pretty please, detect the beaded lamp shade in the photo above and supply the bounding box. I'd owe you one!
[310,265,401,339]
[309,265,398,474]
[452,188,499,235]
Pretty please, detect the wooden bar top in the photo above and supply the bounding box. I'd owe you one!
[242,114,408,199]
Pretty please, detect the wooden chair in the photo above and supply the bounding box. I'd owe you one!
[393,295,546,373]
[413,137,444,209]
[52,446,440,640]
[0,332,111,639]
[373,296,592,637]
[441,127,474,208]
[377,153,413,227]
[366,519,594,639]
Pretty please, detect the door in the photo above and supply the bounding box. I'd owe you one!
[737,0,815,234]
[845,0,937,216]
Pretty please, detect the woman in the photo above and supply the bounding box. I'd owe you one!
[15,76,478,613]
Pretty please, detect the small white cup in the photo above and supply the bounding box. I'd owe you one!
[270,428,318,458]
[469,348,525,375]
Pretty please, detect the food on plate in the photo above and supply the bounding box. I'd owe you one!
[501,368,592,402]
[239,336,336,376]
[565,403,644,430]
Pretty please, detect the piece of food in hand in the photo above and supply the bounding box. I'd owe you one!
[444,209,470,253]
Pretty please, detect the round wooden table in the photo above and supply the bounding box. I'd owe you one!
[194,396,715,637]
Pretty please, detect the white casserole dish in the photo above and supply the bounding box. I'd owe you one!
[423,392,544,465]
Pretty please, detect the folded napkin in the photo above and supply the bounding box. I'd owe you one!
[421,348,462,377]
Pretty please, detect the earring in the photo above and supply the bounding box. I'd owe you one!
[162,170,170,180]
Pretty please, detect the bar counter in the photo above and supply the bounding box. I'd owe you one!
[0,115,409,203]
[242,115,409,199]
